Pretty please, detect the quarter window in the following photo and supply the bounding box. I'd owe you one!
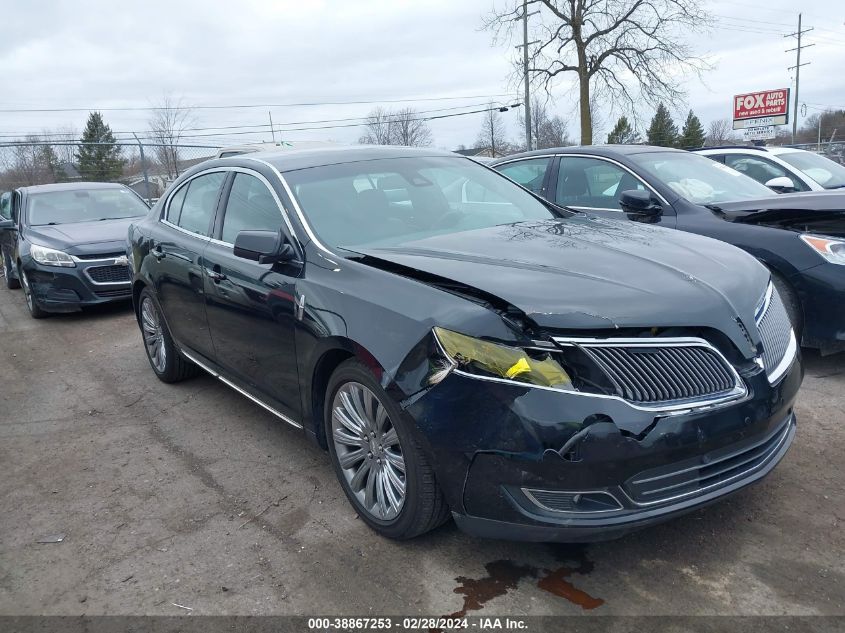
[220,173,284,244]
[496,158,551,194]
[0,192,10,220]
[172,172,226,237]
[556,157,647,210]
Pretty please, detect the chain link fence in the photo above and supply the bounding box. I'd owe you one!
[0,141,222,203]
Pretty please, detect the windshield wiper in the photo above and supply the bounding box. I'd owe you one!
[703,204,723,213]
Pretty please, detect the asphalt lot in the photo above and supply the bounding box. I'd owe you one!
[0,281,843,618]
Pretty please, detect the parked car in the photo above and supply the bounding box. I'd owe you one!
[491,146,845,354]
[0,190,16,288]
[694,146,845,193]
[0,182,150,317]
[215,140,339,159]
[128,146,800,542]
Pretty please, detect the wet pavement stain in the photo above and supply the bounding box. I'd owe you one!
[446,545,603,618]
[448,560,537,618]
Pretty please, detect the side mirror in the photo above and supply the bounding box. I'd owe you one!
[764,176,797,193]
[233,230,296,264]
[620,190,663,220]
[0,219,14,231]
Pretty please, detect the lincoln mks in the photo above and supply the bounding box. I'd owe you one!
[128,147,801,541]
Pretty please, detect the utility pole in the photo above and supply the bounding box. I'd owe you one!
[785,13,813,143]
[515,0,539,150]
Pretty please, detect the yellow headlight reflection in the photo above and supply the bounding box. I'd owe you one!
[433,327,572,389]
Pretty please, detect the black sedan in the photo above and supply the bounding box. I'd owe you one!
[128,146,800,542]
[491,146,845,354]
[0,182,150,318]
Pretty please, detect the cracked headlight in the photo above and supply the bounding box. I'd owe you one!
[433,327,573,390]
[30,244,76,267]
[800,234,845,265]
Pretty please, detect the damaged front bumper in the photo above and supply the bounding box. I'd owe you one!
[403,350,802,543]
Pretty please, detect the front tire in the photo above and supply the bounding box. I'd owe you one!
[3,250,20,289]
[770,271,803,340]
[325,359,450,539]
[138,288,200,383]
[18,266,47,318]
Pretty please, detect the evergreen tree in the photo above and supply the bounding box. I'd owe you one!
[647,104,678,147]
[606,116,640,144]
[677,110,706,148]
[76,112,124,180]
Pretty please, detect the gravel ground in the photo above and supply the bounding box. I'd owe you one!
[0,282,842,618]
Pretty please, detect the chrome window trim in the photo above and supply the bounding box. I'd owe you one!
[521,488,624,514]
[620,414,794,507]
[239,156,336,256]
[180,349,303,430]
[551,153,670,207]
[159,166,301,248]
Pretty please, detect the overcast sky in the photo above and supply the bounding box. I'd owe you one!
[1,0,843,150]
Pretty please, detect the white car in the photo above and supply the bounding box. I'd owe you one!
[694,146,845,193]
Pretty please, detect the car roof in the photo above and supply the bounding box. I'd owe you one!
[695,146,803,155]
[244,145,461,172]
[493,144,687,163]
[19,182,129,194]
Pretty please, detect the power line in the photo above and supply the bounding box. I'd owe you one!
[0,101,497,139]
[0,93,513,114]
[0,103,522,146]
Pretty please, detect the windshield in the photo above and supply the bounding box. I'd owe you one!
[630,151,775,204]
[284,156,559,250]
[778,151,845,189]
[27,188,149,226]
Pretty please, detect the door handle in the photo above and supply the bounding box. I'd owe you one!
[207,268,227,282]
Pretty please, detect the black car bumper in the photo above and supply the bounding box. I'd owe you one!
[22,257,132,312]
[406,348,802,543]
[792,262,845,350]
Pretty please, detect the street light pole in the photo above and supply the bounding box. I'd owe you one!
[515,1,539,151]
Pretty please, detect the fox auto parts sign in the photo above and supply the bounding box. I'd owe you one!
[733,88,790,129]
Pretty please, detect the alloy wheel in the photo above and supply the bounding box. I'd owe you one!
[331,381,406,521]
[140,296,167,373]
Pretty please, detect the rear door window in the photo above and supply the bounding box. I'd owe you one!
[173,172,226,236]
[495,158,551,194]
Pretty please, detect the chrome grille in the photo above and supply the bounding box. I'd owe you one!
[554,337,745,408]
[756,283,794,382]
[86,265,130,284]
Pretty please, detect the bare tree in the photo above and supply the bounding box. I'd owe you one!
[391,108,433,147]
[519,101,572,149]
[706,118,737,146]
[359,107,433,146]
[475,104,512,157]
[359,107,395,145]
[6,136,58,186]
[484,0,711,145]
[148,94,196,180]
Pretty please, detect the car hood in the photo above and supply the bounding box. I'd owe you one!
[714,192,845,237]
[25,217,138,256]
[345,216,769,356]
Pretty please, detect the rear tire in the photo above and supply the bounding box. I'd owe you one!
[325,359,450,539]
[770,271,803,339]
[138,288,201,383]
[3,250,20,289]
